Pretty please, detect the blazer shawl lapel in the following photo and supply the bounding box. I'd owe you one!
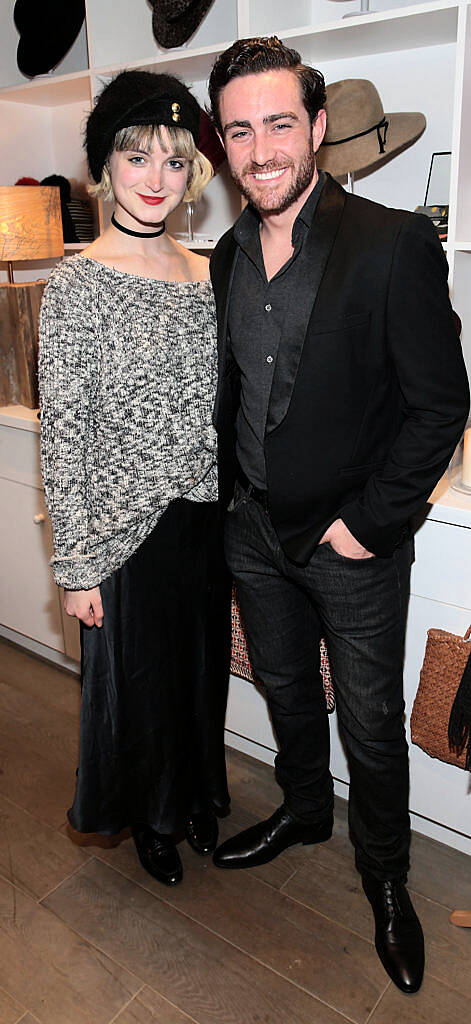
[266,175,347,433]
[210,231,239,424]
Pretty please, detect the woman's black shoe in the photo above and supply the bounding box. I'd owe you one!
[185,810,219,855]
[132,825,183,885]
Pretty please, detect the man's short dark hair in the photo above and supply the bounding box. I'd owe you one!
[208,36,326,135]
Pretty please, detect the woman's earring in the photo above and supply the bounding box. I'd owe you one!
[185,200,194,242]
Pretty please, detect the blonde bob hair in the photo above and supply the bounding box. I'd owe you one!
[89,123,212,203]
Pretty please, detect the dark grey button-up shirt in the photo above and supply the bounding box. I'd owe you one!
[228,170,326,489]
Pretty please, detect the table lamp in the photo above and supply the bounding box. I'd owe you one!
[0,185,63,408]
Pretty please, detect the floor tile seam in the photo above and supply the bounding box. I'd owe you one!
[30,899,146,999]
[0,678,79,719]
[0,864,48,905]
[42,857,362,1024]
[0,739,77,771]
[0,981,28,1022]
[54,818,71,835]
[283,879,458,935]
[278,867,300,891]
[106,984,146,1024]
[0,665,79,695]
[424,965,471,1001]
[37,858,96,904]
[407,885,454,913]
[0,871,34,904]
[92,847,375,950]
[2,886,145,1019]
[142,984,201,1024]
[0,793,83,846]
[270,885,376,947]
[363,981,391,1023]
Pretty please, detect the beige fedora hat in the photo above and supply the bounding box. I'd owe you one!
[316,79,426,177]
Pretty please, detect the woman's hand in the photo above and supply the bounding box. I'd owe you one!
[64,586,104,627]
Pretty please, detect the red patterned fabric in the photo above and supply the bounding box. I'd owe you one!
[230,584,335,713]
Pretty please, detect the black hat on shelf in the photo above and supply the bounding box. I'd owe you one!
[14,0,86,78]
[151,0,216,49]
[86,70,202,184]
[40,174,79,243]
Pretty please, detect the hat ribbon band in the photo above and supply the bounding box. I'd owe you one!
[323,116,389,155]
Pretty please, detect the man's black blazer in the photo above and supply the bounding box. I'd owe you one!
[210,174,470,563]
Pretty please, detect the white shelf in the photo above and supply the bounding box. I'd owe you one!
[174,234,216,250]
[0,2,459,107]
[277,1,459,60]
[0,70,91,106]
[0,0,468,377]
[428,473,471,528]
[92,41,236,87]
[0,405,39,433]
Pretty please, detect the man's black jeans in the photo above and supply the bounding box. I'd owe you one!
[225,482,413,881]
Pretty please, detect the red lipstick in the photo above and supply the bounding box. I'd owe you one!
[137,194,165,205]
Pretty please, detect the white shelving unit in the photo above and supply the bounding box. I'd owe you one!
[0,2,470,299]
[1,0,470,851]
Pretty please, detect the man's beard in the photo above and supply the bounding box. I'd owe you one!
[229,136,316,215]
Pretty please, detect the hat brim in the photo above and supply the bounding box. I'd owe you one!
[152,0,214,49]
[317,112,426,178]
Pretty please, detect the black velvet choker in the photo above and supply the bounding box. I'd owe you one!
[111,213,165,238]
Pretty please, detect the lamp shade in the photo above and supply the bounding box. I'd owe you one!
[0,186,64,262]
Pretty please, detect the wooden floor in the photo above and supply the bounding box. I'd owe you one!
[0,641,470,1024]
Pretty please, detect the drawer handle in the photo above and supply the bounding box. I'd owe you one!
[33,513,46,525]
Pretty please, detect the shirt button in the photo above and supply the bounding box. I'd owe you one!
[265,303,272,312]
[266,355,273,364]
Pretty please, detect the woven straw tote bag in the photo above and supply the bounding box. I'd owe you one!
[411,625,471,768]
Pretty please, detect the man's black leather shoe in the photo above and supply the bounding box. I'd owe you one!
[213,805,333,869]
[185,810,219,855]
[132,825,183,886]
[362,875,424,993]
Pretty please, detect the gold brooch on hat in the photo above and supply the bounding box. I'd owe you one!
[172,102,180,122]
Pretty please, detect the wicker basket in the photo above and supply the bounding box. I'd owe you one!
[411,625,471,768]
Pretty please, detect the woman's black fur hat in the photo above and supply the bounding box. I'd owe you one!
[86,70,201,184]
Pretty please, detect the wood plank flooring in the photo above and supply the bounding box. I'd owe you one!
[0,638,470,1024]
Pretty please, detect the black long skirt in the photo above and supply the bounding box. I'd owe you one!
[68,499,231,836]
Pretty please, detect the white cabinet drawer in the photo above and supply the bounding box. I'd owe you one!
[411,518,471,611]
[0,476,64,651]
[0,421,42,489]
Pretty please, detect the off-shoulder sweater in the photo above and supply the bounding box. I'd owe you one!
[39,255,218,590]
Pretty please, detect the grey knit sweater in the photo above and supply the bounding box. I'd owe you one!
[39,255,218,590]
